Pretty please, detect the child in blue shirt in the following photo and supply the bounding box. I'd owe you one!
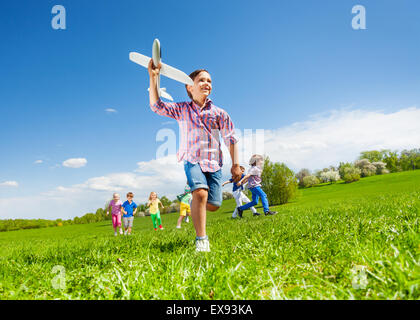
[121,192,137,235]
[222,166,259,218]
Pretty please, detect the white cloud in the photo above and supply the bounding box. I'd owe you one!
[0,181,19,188]
[34,160,43,164]
[1,107,419,219]
[258,107,420,171]
[62,158,87,168]
[105,108,118,114]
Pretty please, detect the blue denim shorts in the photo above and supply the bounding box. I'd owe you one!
[184,161,223,207]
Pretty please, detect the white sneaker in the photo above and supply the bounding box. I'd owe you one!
[185,217,189,223]
[119,229,123,235]
[232,208,238,219]
[195,237,210,252]
[176,226,181,229]
[114,231,117,236]
[124,230,128,235]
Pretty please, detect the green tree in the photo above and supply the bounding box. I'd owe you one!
[343,166,361,183]
[359,150,388,162]
[339,162,353,178]
[382,150,401,173]
[400,149,420,171]
[159,196,172,207]
[261,157,298,205]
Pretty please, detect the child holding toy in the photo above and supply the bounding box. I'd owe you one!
[147,61,242,251]
[222,166,259,218]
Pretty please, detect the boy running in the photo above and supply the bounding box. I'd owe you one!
[222,166,259,218]
[121,192,137,235]
[236,155,277,218]
[176,183,192,229]
[147,61,242,252]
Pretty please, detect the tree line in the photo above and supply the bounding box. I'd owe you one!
[0,197,180,232]
[1,148,418,232]
[296,148,420,188]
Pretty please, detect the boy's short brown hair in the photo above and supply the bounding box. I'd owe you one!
[185,69,209,100]
[127,192,134,198]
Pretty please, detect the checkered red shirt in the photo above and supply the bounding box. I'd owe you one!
[150,98,238,172]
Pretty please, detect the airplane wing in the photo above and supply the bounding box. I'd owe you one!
[130,51,193,86]
[160,62,194,86]
[129,52,151,68]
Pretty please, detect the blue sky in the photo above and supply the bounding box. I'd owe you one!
[1,1,420,218]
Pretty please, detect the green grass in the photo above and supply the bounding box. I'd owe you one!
[0,171,419,299]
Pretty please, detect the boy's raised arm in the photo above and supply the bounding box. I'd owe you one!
[148,59,161,106]
[147,59,183,120]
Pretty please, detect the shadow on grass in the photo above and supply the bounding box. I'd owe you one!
[156,239,191,252]
[95,223,112,228]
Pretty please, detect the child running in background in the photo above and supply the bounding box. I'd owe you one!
[121,192,138,235]
[107,193,123,236]
[146,192,164,231]
[222,166,259,218]
[176,183,192,229]
[236,155,278,218]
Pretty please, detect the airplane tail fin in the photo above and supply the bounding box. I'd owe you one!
[159,88,174,101]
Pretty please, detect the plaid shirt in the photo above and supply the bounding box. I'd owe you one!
[151,98,238,172]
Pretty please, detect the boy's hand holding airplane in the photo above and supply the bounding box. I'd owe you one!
[148,59,161,79]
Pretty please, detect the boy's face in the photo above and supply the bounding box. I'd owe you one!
[127,195,133,201]
[188,71,212,101]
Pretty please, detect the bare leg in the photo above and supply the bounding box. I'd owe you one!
[191,188,220,237]
[176,215,184,227]
[191,189,208,237]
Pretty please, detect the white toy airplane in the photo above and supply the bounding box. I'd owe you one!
[129,39,194,101]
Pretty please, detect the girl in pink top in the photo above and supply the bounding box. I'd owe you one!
[107,193,123,236]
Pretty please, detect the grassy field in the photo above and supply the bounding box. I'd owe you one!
[0,171,419,300]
